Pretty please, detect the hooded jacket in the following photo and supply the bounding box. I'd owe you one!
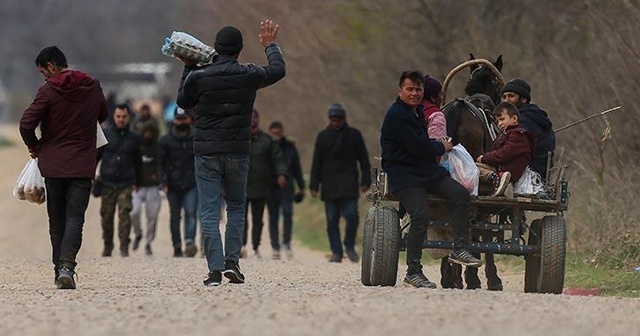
[20,70,108,178]
[518,103,555,178]
[481,124,536,181]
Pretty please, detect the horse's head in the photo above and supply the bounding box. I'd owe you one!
[465,54,503,104]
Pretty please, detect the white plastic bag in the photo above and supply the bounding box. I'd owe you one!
[13,158,46,204]
[97,122,108,148]
[514,166,545,197]
[440,144,479,196]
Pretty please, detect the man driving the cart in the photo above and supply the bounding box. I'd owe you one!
[380,70,482,289]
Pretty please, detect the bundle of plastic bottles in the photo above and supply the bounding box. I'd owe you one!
[161,31,217,65]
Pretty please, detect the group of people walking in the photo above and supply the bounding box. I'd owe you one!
[18,18,554,291]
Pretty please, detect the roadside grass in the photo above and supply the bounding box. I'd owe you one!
[0,137,14,147]
[293,199,640,297]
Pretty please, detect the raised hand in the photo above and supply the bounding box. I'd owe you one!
[259,19,279,47]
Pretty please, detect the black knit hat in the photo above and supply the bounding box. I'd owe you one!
[328,103,346,118]
[500,78,531,102]
[214,26,243,55]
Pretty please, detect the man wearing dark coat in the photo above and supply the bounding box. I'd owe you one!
[380,70,482,289]
[310,103,371,263]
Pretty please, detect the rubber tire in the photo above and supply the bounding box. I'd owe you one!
[361,207,376,286]
[360,206,399,286]
[537,216,567,294]
[524,219,541,293]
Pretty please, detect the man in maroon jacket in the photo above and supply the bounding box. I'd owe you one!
[19,46,108,289]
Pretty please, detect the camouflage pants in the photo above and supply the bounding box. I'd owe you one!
[100,185,133,247]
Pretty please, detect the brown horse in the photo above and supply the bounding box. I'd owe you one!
[441,54,504,291]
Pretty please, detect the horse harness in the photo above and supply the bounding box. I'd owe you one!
[459,93,501,145]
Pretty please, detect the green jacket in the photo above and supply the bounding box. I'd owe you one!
[247,130,287,199]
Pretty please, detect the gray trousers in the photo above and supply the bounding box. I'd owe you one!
[131,186,162,244]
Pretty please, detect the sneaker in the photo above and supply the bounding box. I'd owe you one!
[272,248,281,260]
[253,249,261,259]
[132,235,142,251]
[282,244,294,260]
[345,249,360,263]
[173,246,183,258]
[56,267,76,290]
[448,249,483,267]
[223,261,245,284]
[328,253,342,262]
[239,246,247,259]
[403,271,437,289]
[203,271,222,286]
[145,244,153,256]
[491,171,511,196]
[185,243,198,258]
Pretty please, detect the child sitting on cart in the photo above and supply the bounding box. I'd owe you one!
[476,102,536,196]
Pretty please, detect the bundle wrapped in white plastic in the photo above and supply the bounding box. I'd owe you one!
[161,31,217,65]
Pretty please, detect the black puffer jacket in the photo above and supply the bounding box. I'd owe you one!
[99,127,142,188]
[176,44,286,155]
[158,128,196,192]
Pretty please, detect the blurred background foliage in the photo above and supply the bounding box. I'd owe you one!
[1,0,639,267]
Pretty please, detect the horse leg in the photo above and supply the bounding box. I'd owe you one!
[484,230,503,291]
[485,252,503,291]
[440,257,463,289]
[463,253,482,290]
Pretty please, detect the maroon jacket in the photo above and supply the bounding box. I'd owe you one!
[20,70,108,178]
[481,124,536,181]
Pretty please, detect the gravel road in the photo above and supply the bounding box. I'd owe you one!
[1,124,638,336]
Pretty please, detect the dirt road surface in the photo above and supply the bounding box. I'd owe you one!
[0,124,638,336]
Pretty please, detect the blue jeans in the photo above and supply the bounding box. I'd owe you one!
[166,187,198,248]
[45,178,92,270]
[324,198,359,256]
[267,188,294,250]
[195,154,248,272]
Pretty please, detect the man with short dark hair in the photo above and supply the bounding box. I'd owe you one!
[267,120,305,260]
[20,46,108,289]
[158,108,198,258]
[177,20,285,286]
[380,70,482,289]
[500,78,555,179]
[243,109,287,259]
[98,104,143,258]
[310,103,371,263]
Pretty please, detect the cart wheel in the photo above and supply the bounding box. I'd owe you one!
[361,207,376,286]
[360,206,399,286]
[537,216,566,294]
[524,216,566,294]
[524,219,541,293]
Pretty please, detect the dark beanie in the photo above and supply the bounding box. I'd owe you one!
[214,26,243,55]
[328,103,346,118]
[423,75,442,102]
[500,78,531,101]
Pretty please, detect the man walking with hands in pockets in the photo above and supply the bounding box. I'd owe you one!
[177,20,286,286]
